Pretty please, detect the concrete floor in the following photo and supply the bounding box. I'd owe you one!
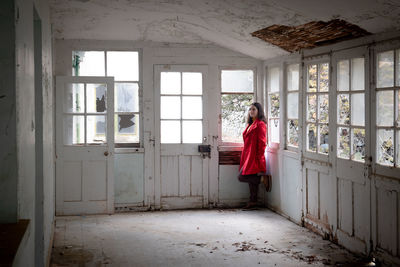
[51,209,374,267]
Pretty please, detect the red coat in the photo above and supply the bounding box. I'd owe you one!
[239,119,267,175]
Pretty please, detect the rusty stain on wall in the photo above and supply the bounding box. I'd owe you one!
[251,19,371,52]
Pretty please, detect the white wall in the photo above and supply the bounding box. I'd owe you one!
[55,40,263,210]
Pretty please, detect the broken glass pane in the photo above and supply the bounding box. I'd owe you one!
[221,94,253,143]
[287,119,299,147]
[337,60,349,91]
[287,64,299,92]
[308,65,317,92]
[377,90,394,127]
[182,121,202,143]
[161,72,181,95]
[115,114,139,143]
[352,128,365,162]
[377,129,394,166]
[307,94,317,122]
[270,119,280,143]
[183,72,202,95]
[351,93,365,126]
[307,123,317,152]
[287,92,298,119]
[161,120,180,143]
[319,124,329,154]
[319,63,329,92]
[337,94,350,125]
[107,51,139,81]
[337,127,350,159]
[269,93,280,118]
[268,67,280,93]
[377,51,394,88]
[72,51,105,77]
[318,94,329,123]
[64,83,84,113]
[63,115,84,145]
[351,58,365,91]
[161,96,181,119]
[182,96,202,119]
[86,84,107,113]
[115,83,139,112]
[222,70,254,93]
[87,115,106,144]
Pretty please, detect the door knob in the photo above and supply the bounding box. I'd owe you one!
[104,151,109,156]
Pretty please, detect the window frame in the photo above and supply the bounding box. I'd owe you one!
[218,66,257,147]
[302,56,331,162]
[266,64,282,149]
[71,49,142,148]
[285,62,301,152]
[372,41,400,178]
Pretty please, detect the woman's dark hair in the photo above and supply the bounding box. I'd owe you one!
[247,102,267,124]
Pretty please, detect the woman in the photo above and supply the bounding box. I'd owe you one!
[238,102,268,209]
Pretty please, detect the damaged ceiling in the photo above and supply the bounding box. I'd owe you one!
[50,0,400,60]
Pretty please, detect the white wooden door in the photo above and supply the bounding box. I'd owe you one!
[332,47,371,254]
[154,65,209,209]
[56,76,114,215]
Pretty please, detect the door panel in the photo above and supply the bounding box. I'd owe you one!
[56,76,114,215]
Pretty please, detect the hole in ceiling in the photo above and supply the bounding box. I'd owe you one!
[251,19,371,53]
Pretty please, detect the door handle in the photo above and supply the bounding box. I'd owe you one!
[104,151,109,156]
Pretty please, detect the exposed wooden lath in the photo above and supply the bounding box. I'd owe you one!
[251,19,371,53]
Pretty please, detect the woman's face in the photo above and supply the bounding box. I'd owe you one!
[249,105,258,119]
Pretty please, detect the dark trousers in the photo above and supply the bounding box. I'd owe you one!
[238,171,260,202]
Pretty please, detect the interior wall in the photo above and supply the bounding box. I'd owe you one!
[12,0,54,266]
[263,32,400,265]
[55,39,263,210]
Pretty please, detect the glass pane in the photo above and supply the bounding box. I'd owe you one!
[307,94,317,122]
[115,114,139,143]
[182,72,202,95]
[308,65,317,92]
[377,129,394,166]
[115,83,139,112]
[270,119,280,143]
[377,51,394,88]
[397,130,400,167]
[318,94,329,123]
[72,51,105,76]
[182,96,202,119]
[182,121,202,143]
[287,64,299,92]
[221,70,254,93]
[269,93,280,118]
[337,127,350,159]
[337,94,350,125]
[287,92,298,119]
[351,93,365,126]
[337,60,349,91]
[161,72,181,94]
[64,83,84,113]
[106,51,139,81]
[319,124,329,154]
[161,120,181,143]
[161,96,181,119]
[351,58,364,91]
[319,63,329,92]
[377,90,394,127]
[87,83,107,113]
[63,115,84,145]
[307,123,317,152]
[352,128,365,162]
[268,67,280,92]
[87,115,106,144]
[221,94,253,143]
[287,119,299,147]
